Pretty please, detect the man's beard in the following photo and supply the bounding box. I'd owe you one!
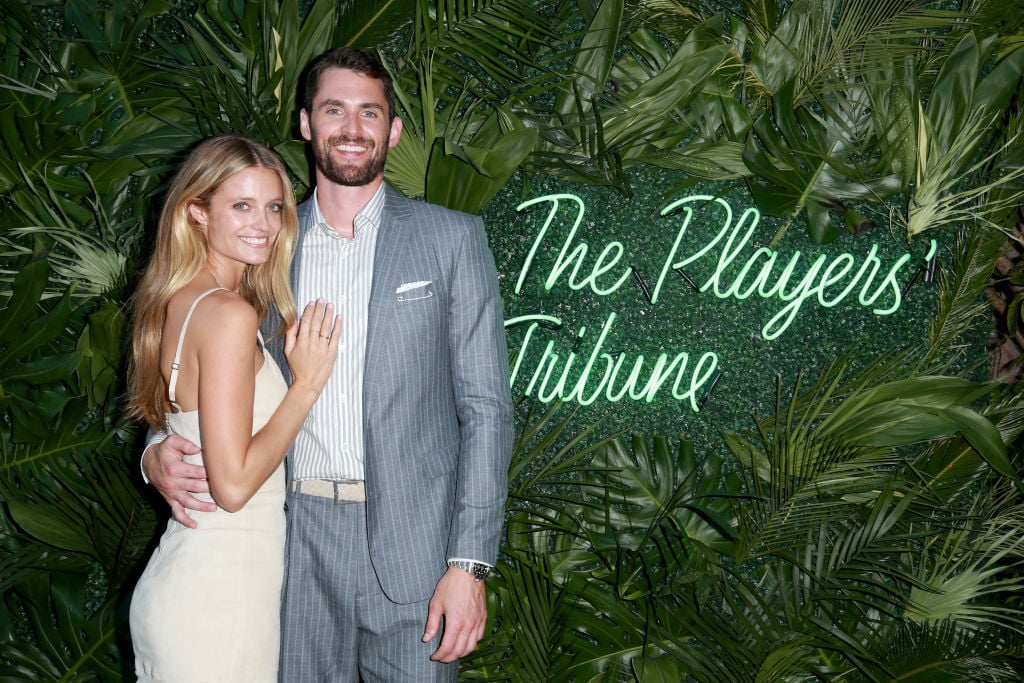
[311,130,389,187]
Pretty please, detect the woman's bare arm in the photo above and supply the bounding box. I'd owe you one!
[195,297,340,512]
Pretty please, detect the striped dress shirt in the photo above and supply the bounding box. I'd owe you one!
[289,185,384,482]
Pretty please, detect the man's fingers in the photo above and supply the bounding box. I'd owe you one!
[432,634,454,662]
[169,501,198,529]
[173,491,217,513]
[167,492,216,528]
[431,631,454,662]
[454,625,478,660]
[163,433,201,454]
[475,618,486,646]
[432,626,475,663]
[164,460,208,483]
[429,611,483,662]
[422,602,442,643]
[426,569,488,661]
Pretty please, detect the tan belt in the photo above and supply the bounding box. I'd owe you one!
[291,479,366,503]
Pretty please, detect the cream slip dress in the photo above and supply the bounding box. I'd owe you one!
[130,288,289,683]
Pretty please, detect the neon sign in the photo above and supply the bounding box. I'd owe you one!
[507,312,720,412]
[505,193,936,412]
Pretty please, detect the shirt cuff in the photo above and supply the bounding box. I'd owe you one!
[446,557,494,569]
[139,429,169,484]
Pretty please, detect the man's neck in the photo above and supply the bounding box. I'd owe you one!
[315,175,384,239]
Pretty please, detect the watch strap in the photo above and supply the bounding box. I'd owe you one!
[447,559,491,581]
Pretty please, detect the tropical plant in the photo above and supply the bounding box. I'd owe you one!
[378,0,737,208]
[905,32,1024,237]
[656,0,1024,244]
[0,255,153,681]
[2,0,1023,680]
[466,359,1024,681]
[151,0,342,190]
[0,0,203,298]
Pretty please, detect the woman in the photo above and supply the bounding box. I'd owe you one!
[126,135,341,682]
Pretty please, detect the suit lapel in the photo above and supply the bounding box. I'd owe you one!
[365,186,412,397]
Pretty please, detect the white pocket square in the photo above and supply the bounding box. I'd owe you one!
[396,281,431,293]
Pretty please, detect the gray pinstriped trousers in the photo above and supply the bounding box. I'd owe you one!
[278,492,457,682]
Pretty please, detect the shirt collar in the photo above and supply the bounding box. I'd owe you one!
[310,183,387,237]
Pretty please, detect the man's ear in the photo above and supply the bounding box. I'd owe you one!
[388,115,403,149]
[299,109,312,141]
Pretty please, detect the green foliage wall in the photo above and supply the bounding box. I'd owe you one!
[2,1,1024,681]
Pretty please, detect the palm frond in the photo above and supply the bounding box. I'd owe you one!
[744,0,974,101]
[864,619,1024,682]
[0,255,154,594]
[408,0,564,93]
[335,0,416,49]
[927,227,1005,364]
[146,0,339,189]
[464,551,563,681]
[505,400,615,515]
[908,110,1024,237]
[905,503,1024,632]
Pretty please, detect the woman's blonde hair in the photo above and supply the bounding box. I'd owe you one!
[127,135,299,428]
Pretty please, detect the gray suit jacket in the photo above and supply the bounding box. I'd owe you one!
[276,185,514,604]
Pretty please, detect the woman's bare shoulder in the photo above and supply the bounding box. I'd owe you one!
[194,291,258,338]
[167,285,258,347]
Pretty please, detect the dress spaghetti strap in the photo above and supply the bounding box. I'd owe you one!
[167,288,228,410]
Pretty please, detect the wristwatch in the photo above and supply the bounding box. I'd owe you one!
[447,559,491,582]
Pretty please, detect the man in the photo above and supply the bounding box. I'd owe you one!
[143,46,514,681]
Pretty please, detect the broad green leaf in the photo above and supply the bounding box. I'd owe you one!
[336,0,416,48]
[0,256,48,339]
[939,405,1015,487]
[748,0,817,95]
[0,573,121,681]
[743,79,900,243]
[0,287,75,370]
[6,501,94,555]
[2,353,81,385]
[554,0,623,120]
[76,302,125,407]
[8,386,76,443]
[925,32,983,156]
[425,126,538,214]
[820,377,992,437]
[974,43,1024,114]
[602,44,730,147]
[631,651,685,682]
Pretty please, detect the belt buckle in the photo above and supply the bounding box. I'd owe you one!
[332,480,365,503]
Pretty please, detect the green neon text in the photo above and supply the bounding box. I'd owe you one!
[515,194,938,341]
[505,312,719,412]
[515,194,631,296]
